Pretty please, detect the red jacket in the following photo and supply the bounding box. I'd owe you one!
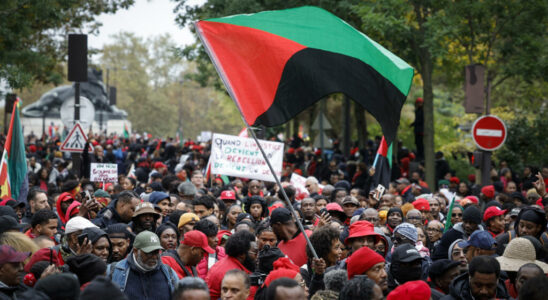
[206,256,252,300]
[161,255,197,279]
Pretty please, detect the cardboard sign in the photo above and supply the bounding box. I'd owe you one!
[90,163,118,183]
[210,133,284,182]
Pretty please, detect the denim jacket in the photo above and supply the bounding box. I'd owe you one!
[107,256,178,294]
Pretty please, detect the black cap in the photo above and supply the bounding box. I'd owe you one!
[392,244,422,263]
[0,206,18,220]
[270,207,292,225]
[2,199,25,208]
[428,259,460,280]
[35,273,80,300]
[0,215,23,234]
[80,276,127,300]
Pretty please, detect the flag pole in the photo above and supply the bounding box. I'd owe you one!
[195,23,318,259]
[243,118,319,260]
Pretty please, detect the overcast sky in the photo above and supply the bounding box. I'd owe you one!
[88,0,205,62]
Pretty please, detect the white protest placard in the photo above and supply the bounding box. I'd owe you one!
[290,173,325,197]
[290,173,310,197]
[211,133,284,182]
[90,163,118,183]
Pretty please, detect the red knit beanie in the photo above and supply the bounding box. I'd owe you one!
[264,257,300,286]
[346,246,385,279]
[387,280,431,300]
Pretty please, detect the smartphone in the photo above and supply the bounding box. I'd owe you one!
[77,233,88,246]
[85,190,92,203]
[374,184,386,200]
[320,208,329,216]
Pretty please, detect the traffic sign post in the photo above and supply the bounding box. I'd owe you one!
[471,115,507,186]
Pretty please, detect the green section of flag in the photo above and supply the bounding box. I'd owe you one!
[123,124,129,139]
[207,6,414,96]
[8,102,28,201]
[387,143,393,168]
[444,195,456,233]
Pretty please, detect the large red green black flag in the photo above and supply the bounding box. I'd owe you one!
[195,6,414,144]
[0,98,28,202]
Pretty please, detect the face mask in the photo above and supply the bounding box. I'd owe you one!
[393,263,422,284]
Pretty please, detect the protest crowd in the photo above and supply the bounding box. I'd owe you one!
[1,131,548,300]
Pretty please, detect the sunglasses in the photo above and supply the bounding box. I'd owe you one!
[452,213,463,217]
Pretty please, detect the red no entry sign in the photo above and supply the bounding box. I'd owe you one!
[472,115,507,151]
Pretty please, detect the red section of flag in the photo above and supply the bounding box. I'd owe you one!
[196,21,306,125]
[238,128,248,138]
[377,136,388,157]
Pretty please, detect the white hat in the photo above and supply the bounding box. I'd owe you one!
[496,237,548,273]
[65,216,98,234]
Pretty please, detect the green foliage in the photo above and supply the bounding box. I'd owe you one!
[0,0,135,89]
[100,32,242,138]
[495,114,548,171]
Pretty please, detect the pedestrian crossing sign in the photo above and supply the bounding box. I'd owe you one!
[60,122,93,152]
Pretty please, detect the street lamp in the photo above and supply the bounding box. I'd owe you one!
[42,105,49,139]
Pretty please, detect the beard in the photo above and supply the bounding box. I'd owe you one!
[243,254,256,272]
[135,253,158,271]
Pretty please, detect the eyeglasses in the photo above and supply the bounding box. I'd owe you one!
[407,216,422,220]
[452,213,463,217]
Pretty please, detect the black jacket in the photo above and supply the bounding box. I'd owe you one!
[440,272,509,300]
[0,283,29,300]
[92,199,126,229]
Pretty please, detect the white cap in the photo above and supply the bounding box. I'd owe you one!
[65,216,98,234]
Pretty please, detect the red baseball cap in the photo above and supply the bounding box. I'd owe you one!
[182,230,214,254]
[0,245,30,265]
[58,192,74,203]
[326,202,344,212]
[153,162,167,169]
[464,195,479,205]
[483,206,507,222]
[220,190,236,201]
[413,198,430,211]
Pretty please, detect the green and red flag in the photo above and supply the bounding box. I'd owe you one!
[371,136,393,190]
[195,6,414,144]
[0,98,29,202]
[123,123,130,139]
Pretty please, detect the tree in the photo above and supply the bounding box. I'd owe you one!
[356,0,447,188]
[356,0,547,188]
[0,0,135,89]
[100,32,242,138]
